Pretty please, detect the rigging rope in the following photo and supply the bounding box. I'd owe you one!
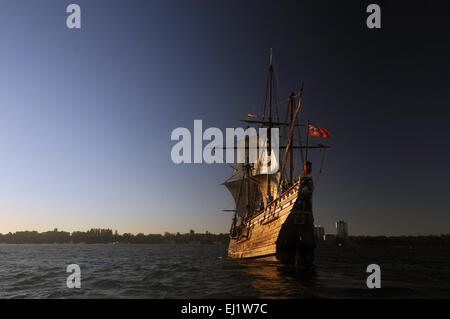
[272,69,280,122]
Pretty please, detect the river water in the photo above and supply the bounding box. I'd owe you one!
[0,243,448,298]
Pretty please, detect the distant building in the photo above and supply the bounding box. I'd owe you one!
[314,225,325,242]
[336,221,348,245]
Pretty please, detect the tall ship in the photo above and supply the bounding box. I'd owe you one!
[223,50,331,267]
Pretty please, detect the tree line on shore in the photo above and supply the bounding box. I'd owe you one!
[0,228,229,244]
[2,229,449,245]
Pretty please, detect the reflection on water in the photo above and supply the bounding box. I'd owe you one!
[0,243,449,298]
[233,260,318,298]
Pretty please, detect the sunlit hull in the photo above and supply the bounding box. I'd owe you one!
[228,183,315,266]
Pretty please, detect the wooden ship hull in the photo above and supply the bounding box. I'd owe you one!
[228,182,315,266]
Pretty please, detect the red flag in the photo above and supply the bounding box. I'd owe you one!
[308,123,331,138]
[247,113,259,118]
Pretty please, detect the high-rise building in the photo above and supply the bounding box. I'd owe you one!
[314,225,325,242]
[336,221,348,245]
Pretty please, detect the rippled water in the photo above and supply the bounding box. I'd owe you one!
[0,243,449,298]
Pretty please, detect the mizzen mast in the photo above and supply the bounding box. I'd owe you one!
[288,92,295,185]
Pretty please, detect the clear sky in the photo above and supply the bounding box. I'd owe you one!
[0,0,449,235]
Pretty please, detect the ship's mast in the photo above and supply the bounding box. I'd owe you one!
[266,48,273,202]
[279,83,304,186]
[288,92,295,185]
[245,134,250,221]
[304,119,310,176]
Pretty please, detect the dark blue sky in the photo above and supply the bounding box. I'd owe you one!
[0,1,448,235]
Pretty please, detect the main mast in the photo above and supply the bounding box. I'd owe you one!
[245,134,250,221]
[266,49,273,203]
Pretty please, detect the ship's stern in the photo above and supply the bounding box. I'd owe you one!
[275,209,315,267]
